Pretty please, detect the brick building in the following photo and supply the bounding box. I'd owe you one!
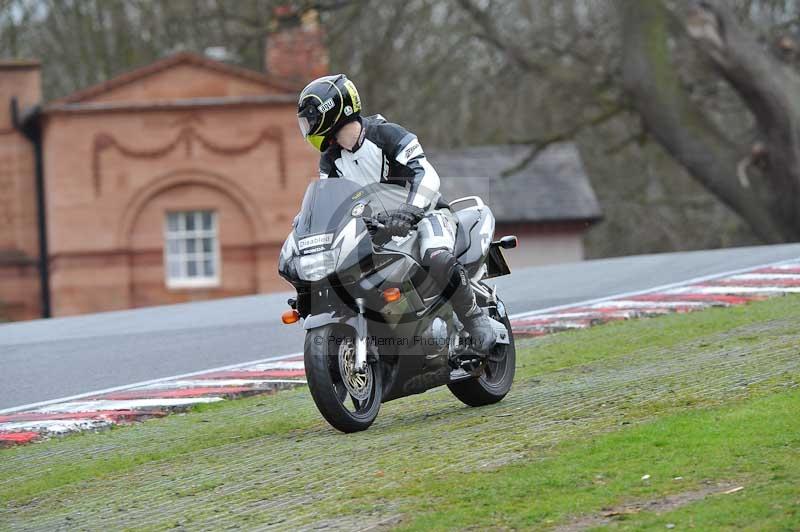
[0,9,331,321]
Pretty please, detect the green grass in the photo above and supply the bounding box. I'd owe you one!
[514,294,800,378]
[0,388,324,505]
[392,385,800,531]
[0,295,799,530]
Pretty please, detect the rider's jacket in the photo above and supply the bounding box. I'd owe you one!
[318,115,443,210]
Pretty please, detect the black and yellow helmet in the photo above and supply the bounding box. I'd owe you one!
[297,74,361,151]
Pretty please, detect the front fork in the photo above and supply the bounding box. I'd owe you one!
[354,297,369,372]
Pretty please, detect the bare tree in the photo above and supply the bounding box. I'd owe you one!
[620,0,800,243]
[320,0,770,256]
[0,0,280,98]
[3,0,796,254]
[456,0,800,243]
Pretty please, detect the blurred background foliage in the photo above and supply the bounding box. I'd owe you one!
[2,0,798,258]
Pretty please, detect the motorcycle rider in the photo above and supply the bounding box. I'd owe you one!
[296,74,496,351]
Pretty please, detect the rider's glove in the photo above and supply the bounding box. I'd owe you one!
[385,203,425,237]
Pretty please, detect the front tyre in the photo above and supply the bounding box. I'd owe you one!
[304,325,382,433]
[448,310,516,407]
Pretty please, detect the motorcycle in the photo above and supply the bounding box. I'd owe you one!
[278,178,518,433]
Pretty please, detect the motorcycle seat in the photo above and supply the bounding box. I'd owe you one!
[453,208,481,258]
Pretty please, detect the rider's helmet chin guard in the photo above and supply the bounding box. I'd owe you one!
[297,74,362,152]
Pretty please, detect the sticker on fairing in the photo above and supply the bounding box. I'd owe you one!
[298,233,334,250]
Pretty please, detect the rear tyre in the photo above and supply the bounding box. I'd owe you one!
[304,325,382,433]
[448,308,515,407]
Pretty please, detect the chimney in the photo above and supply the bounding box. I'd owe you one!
[266,6,330,84]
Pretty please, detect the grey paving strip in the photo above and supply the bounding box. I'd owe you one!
[2,319,799,530]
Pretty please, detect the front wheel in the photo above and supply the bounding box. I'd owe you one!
[304,325,382,433]
[448,308,516,407]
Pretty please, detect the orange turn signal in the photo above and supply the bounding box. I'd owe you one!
[382,288,402,303]
[281,309,300,324]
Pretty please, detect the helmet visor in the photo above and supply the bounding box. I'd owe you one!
[298,116,312,137]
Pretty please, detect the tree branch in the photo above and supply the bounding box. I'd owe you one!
[456,0,547,74]
[685,0,800,236]
[605,128,648,156]
[502,105,627,177]
[618,0,787,243]
[686,1,800,133]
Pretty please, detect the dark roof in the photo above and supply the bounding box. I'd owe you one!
[428,143,602,224]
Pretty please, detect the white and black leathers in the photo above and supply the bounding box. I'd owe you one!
[319,115,446,211]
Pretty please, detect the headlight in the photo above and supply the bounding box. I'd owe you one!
[297,249,340,281]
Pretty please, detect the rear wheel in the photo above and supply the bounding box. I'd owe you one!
[304,325,382,433]
[448,305,515,407]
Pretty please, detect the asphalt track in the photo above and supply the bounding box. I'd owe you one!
[1,243,799,410]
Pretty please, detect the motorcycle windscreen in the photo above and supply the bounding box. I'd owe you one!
[295,179,363,237]
[295,179,409,238]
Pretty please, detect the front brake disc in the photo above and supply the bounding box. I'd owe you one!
[338,340,373,401]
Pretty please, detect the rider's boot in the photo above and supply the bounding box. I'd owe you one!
[450,266,496,352]
[425,249,496,352]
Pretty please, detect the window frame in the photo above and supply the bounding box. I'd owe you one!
[163,210,221,289]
